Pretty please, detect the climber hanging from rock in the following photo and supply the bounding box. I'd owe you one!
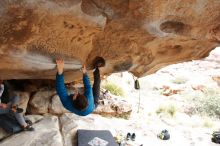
[55,57,105,116]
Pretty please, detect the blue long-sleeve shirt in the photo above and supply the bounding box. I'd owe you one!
[56,73,94,116]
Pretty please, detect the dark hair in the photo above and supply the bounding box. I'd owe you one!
[72,94,88,111]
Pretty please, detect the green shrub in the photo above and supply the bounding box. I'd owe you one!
[102,82,124,96]
[156,106,166,115]
[197,88,220,117]
[171,76,188,84]
[156,104,177,117]
[126,80,131,85]
[203,118,213,128]
[194,87,220,118]
[167,105,177,117]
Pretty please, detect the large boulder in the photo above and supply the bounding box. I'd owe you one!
[28,89,69,115]
[0,0,219,81]
[0,128,10,141]
[14,91,30,114]
[0,115,63,146]
[49,94,69,115]
[94,91,132,119]
[28,89,56,114]
[59,113,119,146]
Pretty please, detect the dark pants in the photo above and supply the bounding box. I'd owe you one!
[93,68,100,108]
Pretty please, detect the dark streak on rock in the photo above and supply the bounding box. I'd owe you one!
[64,21,74,29]
[113,60,133,72]
[84,40,90,45]
[160,21,190,35]
[80,30,84,35]
[172,45,183,53]
[71,36,77,42]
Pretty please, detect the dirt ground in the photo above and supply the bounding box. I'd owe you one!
[103,47,220,146]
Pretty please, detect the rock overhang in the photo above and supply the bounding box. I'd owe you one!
[0,0,219,82]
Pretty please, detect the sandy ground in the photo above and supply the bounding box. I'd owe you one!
[101,47,220,146]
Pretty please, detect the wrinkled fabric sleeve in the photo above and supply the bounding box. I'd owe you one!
[56,74,69,106]
[83,73,92,97]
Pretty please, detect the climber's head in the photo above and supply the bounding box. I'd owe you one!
[72,93,88,111]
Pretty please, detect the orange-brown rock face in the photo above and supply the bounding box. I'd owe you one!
[0,0,219,81]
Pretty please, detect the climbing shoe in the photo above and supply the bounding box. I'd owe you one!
[23,124,34,131]
[126,132,131,140]
[25,119,33,126]
[131,133,136,141]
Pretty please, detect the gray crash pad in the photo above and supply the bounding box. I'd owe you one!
[77,129,118,146]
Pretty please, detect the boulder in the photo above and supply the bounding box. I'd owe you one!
[14,91,30,114]
[0,128,10,141]
[0,0,219,81]
[49,94,69,115]
[59,113,118,146]
[28,89,56,114]
[92,89,132,119]
[212,76,220,87]
[28,86,132,117]
[94,97,132,119]
[28,89,70,115]
[0,115,43,141]
[0,115,63,146]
